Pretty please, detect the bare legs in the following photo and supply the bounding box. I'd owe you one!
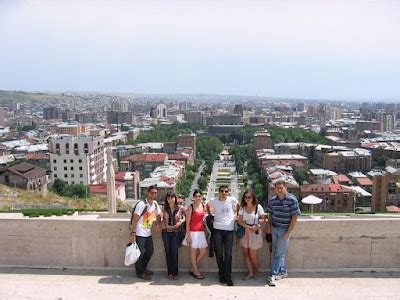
[242,247,259,278]
[190,247,207,276]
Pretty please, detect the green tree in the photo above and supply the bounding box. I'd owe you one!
[51,178,67,195]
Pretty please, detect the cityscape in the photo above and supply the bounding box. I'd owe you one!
[0,90,399,214]
[0,0,399,299]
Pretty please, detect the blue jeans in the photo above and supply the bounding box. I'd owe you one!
[270,226,290,277]
[135,236,154,276]
[162,231,180,276]
[213,229,234,280]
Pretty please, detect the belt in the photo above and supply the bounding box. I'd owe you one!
[162,228,179,233]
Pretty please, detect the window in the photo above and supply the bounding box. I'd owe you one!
[70,159,74,163]
[79,167,82,170]
[74,143,79,155]
[54,174,58,178]
[71,181,75,184]
[80,174,83,178]
[64,159,67,163]
[79,159,82,163]
[64,174,68,178]
[71,174,74,178]
[54,167,57,171]
[53,159,56,163]
[64,167,67,170]
[80,181,83,184]
[71,167,74,170]
[84,143,89,154]
[55,143,60,154]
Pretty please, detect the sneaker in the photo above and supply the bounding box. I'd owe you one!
[144,269,153,276]
[219,276,227,284]
[267,276,276,287]
[276,273,288,280]
[226,279,234,286]
[137,273,152,281]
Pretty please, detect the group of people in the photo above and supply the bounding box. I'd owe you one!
[129,179,300,287]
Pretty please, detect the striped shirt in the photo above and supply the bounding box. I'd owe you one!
[267,193,300,230]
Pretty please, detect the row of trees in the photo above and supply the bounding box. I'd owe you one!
[129,123,204,144]
[51,179,91,199]
[267,125,328,144]
[197,136,224,175]
[175,164,196,197]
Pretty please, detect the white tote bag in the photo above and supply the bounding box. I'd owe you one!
[124,242,141,266]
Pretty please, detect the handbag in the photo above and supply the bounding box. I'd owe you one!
[235,222,245,240]
[178,222,187,247]
[124,242,141,266]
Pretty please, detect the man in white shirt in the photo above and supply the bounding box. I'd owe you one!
[206,185,238,286]
[130,185,162,280]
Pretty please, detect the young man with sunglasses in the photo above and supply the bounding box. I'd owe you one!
[206,185,238,286]
[130,185,162,280]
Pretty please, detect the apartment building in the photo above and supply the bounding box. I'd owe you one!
[371,166,400,212]
[49,135,105,185]
[322,149,371,173]
[254,131,272,150]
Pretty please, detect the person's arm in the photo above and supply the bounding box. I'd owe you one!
[283,215,298,240]
[174,208,185,229]
[206,202,212,215]
[154,203,162,233]
[129,203,144,243]
[185,205,192,245]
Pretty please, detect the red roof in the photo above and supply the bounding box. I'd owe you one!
[332,174,352,184]
[89,181,124,194]
[301,183,352,193]
[0,162,47,179]
[123,153,168,163]
[355,177,373,186]
[25,153,49,160]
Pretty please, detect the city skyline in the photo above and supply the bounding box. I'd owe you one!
[1,0,400,100]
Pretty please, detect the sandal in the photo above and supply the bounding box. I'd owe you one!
[193,273,205,280]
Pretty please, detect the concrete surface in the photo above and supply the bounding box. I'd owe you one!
[1,217,400,271]
[0,267,399,300]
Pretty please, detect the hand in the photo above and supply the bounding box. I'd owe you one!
[154,224,161,234]
[283,231,290,240]
[129,234,136,244]
[186,234,192,245]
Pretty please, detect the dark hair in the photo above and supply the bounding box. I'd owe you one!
[240,189,258,207]
[219,185,229,192]
[147,185,158,192]
[192,189,202,197]
[274,179,287,187]
[164,191,177,213]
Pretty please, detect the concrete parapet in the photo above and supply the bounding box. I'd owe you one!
[0,217,399,271]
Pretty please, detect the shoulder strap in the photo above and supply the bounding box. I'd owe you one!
[130,200,147,228]
[253,205,259,225]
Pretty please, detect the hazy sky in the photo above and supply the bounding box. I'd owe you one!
[1,0,400,100]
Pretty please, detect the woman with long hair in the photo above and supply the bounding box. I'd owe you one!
[237,189,265,280]
[161,191,185,280]
[185,190,208,279]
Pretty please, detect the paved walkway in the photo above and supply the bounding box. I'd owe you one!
[1,267,399,299]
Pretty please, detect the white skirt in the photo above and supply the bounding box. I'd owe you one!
[183,231,208,249]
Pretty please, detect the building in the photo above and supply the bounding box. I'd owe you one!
[184,111,203,124]
[0,107,5,127]
[119,153,168,176]
[0,162,47,193]
[206,115,242,126]
[49,135,105,185]
[254,131,272,150]
[233,104,244,117]
[258,154,308,171]
[177,133,196,159]
[111,99,129,112]
[89,181,126,201]
[308,169,337,183]
[371,167,400,212]
[150,104,167,119]
[43,107,62,120]
[75,112,98,123]
[115,171,140,199]
[300,183,354,212]
[322,149,371,173]
[56,124,90,136]
[107,111,135,125]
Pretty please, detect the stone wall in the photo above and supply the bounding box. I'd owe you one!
[0,217,399,271]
